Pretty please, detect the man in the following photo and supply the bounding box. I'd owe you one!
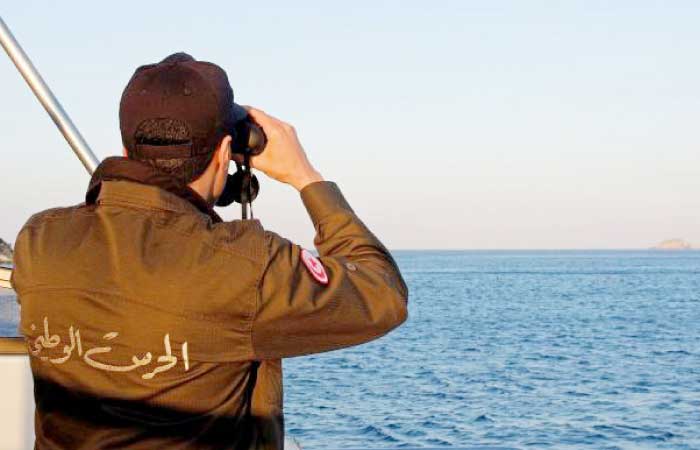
[12,53,408,449]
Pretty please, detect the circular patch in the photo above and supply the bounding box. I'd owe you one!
[300,248,329,285]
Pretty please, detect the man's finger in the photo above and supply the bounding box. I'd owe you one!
[246,106,266,119]
[242,105,263,114]
[247,107,283,128]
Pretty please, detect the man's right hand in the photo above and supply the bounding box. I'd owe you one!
[245,107,324,192]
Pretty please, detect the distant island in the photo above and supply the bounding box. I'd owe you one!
[653,238,693,250]
[0,238,12,263]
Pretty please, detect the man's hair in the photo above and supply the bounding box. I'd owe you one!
[130,118,215,184]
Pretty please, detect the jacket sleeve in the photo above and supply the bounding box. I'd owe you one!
[251,181,408,359]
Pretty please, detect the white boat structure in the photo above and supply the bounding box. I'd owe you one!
[0,266,35,449]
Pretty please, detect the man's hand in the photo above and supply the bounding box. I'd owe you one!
[245,107,324,192]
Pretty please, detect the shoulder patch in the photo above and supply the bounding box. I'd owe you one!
[300,248,329,285]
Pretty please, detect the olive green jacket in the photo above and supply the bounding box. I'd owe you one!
[12,159,408,450]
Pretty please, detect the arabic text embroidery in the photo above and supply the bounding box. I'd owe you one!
[28,317,190,380]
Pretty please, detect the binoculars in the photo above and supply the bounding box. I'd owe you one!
[216,104,267,212]
[230,104,267,158]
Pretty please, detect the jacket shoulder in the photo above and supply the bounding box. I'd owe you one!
[201,218,269,265]
[20,204,88,230]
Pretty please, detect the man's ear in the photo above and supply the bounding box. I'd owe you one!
[217,136,232,171]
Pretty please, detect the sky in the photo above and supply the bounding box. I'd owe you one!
[0,1,698,249]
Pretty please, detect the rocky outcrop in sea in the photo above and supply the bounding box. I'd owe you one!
[0,238,12,263]
[653,238,692,250]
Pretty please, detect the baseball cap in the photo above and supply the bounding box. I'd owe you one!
[119,52,247,165]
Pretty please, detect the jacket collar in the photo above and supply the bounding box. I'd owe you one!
[86,157,222,223]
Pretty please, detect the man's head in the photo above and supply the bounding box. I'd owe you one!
[119,53,243,203]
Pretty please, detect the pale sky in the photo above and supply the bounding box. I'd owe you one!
[1,1,698,249]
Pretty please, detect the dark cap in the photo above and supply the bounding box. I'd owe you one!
[119,52,247,163]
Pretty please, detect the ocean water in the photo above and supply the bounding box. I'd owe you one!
[0,294,18,337]
[2,251,699,449]
[283,251,700,449]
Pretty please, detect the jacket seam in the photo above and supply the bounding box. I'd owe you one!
[98,197,178,214]
[99,194,191,215]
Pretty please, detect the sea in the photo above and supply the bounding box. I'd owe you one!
[2,251,699,449]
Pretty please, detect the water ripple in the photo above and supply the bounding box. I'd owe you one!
[284,251,700,449]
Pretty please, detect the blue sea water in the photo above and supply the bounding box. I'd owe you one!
[283,251,700,449]
[2,251,699,449]
[0,297,18,338]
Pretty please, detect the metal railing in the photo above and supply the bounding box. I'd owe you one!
[0,16,100,355]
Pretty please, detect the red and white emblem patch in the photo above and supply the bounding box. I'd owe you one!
[300,248,329,285]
